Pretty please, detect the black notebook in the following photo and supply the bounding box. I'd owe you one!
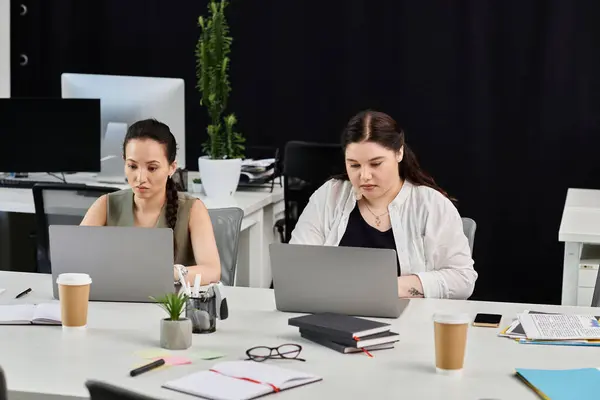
[288,312,391,339]
[301,331,396,354]
[299,328,399,348]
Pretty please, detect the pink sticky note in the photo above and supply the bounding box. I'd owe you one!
[153,356,192,366]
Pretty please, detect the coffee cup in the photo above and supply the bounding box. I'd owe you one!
[433,313,470,376]
[56,273,92,330]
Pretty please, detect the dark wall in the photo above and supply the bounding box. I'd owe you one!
[10,0,600,304]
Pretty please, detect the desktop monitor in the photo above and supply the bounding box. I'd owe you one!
[0,98,101,173]
[61,73,186,177]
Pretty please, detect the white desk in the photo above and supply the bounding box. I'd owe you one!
[2,271,599,400]
[559,188,600,306]
[0,173,284,288]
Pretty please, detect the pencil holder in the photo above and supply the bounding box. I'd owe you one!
[185,291,217,334]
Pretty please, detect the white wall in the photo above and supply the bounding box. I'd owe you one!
[0,0,10,97]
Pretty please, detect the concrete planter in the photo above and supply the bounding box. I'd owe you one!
[160,318,192,350]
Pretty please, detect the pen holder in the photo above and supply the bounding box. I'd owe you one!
[186,292,217,334]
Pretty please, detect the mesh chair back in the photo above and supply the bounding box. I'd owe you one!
[207,207,244,286]
[32,183,119,273]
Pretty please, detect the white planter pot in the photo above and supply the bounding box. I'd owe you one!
[160,318,192,350]
[191,183,204,194]
[198,157,242,198]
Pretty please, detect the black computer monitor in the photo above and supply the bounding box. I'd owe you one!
[0,98,101,173]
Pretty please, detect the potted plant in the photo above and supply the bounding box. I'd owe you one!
[150,292,192,350]
[192,178,204,194]
[195,0,245,198]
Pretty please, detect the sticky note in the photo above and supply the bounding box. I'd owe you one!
[196,350,226,360]
[155,356,192,366]
[135,348,171,359]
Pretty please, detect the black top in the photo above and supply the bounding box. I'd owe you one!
[338,205,401,276]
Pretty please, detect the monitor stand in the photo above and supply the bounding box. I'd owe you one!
[96,122,128,184]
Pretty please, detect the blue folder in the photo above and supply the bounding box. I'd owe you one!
[515,368,600,400]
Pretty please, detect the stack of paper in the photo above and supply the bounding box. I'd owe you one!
[498,311,600,346]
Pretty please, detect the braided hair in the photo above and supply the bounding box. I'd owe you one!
[123,119,179,244]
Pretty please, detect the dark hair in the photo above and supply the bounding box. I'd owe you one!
[122,118,180,238]
[340,110,453,200]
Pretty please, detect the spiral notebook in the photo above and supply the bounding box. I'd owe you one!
[162,360,322,400]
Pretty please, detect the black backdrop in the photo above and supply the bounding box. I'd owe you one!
[10,0,600,304]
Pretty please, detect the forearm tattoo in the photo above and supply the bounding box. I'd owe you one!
[408,287,424,297]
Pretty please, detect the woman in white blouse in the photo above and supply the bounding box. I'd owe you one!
[289,110,477,299]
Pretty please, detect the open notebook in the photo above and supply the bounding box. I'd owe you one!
[0,303,61,325]
[163,360,322,400]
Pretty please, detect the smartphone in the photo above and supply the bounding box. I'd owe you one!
[473,313,502,328]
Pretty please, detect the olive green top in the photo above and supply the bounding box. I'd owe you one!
[106,189,197,266]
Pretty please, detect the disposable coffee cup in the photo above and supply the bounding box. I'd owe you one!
[433,313,470,376]
[56,273,92,330]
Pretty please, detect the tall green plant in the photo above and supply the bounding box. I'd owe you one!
[195,0,245,160]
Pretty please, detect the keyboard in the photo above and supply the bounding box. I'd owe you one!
[0,178,52,189]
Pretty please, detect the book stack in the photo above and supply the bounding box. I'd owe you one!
[288,312,399,355]
[499,311,600,347]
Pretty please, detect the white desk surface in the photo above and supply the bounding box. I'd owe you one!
[559,188,600,243]
[0,173,283,217]
[1,271,598,400]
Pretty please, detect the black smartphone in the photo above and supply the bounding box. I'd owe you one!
[473,313,502,328]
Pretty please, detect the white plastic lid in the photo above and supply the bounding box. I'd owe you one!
[56,273,92,286]
[433,312,471,325]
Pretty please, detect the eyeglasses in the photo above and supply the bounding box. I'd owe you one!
[245,344,305,362]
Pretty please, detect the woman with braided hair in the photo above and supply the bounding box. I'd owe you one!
[81,119,221,285]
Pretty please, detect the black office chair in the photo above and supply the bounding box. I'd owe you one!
[0,365,6,400]
[279,141,346,243]
[32,183,119,273]
[86,380,160,400]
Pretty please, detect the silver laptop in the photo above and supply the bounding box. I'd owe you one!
[49,225,175,302]
[269,243,409,318]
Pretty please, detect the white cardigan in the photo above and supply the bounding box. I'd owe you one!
[289,179,477,299]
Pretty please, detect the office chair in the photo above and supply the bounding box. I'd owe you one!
[0,366,6,400]
[461,217,477,255]
[279,141,346,243]
[32,183,119,273]
[208,207,244,286]
[86,380,160,400]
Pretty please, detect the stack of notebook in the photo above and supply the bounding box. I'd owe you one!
[288,312,399,354]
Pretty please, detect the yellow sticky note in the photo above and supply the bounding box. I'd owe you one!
[135,348,171,359]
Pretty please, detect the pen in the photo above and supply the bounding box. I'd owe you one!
[177,269,190,297]
[15,288,32,299]
[130,359,165,377]
[193,274,201,297]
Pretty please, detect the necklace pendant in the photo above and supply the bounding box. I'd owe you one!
[375,216,380,226]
